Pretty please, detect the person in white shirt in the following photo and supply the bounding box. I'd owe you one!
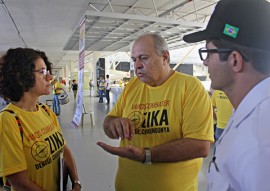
[183,0,270,190]
[105,74,111,104]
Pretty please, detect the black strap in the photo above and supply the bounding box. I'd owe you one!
[0,103,50,189]
[0,103,50,142]
[0,109,23,141]
[38,103,50,116]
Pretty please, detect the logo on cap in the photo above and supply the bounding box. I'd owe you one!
[223,24,239,38]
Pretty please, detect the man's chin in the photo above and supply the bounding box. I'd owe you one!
[137,75,144,80]
[211,84,222,91]
[138,78,149,84]
[136,73,144,78]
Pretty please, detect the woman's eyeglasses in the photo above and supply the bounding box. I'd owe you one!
[33,68,51,77]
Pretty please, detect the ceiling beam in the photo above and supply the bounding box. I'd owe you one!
[158,0,192,17]
[85,10,206,28]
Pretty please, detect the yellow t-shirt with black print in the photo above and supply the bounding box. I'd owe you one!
[108,72,214,191]
[212,90,233,129]
[0,104,65,191]
[53,81,63,95]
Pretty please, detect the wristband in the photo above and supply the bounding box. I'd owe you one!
[142,148,151,164]
[73,180,82,188]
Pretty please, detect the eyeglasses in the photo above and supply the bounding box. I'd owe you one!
[33,68,51,77]
[198,47,233,61]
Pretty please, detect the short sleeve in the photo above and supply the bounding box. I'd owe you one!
[0,112,27,177]
[182,77,214,141]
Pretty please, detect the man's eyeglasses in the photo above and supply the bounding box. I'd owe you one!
[198,48,232,61]
[33,68,50,77]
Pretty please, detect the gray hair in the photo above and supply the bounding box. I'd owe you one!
[135,33,170,63]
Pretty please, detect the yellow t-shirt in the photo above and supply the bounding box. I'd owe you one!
[108,72,214,191]
[53,81,63,95]
[98,80,105,90]
[0,104,65,191]
[212,90,233,129]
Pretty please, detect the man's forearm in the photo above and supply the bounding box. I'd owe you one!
[151,138,211,163]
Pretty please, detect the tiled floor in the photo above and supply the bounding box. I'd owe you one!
[1,90,213,191]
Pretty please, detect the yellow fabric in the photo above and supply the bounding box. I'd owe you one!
[0,103,65,191]
[98,80,105,90]
[53,81,63,94]
[2,176,10,187]
[119,79,123,87]
[212,90,233,129]
[109,72,214,191]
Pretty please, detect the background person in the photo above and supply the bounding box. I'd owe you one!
[183,0,270,190]
[71,79,78,100]
[97,33,214,191]
[118,79,123,87]
[52,78,63,116]
[105,74,111,104]
[89,80,94,90]
[98,76,105,103]
[211,90,233,141]
[0,48,81,191]
[69,80,74,92]
[61,78,66,86]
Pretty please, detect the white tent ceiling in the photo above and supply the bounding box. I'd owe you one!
[0,0,218,69]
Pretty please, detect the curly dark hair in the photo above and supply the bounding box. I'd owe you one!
[0,48,52,101]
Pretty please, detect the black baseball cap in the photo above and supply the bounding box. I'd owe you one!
[183,0,270,51]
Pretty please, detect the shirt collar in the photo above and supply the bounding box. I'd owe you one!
[232,77,270,127]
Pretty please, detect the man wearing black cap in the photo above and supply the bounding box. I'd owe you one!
[183,0,270,190]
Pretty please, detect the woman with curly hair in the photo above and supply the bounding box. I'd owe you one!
[0,48,81,191]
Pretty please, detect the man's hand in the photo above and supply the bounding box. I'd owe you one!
[104,116,135,140]
[97,142,145,163]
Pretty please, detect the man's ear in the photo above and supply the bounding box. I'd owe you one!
[229,51,245,73]
[162,50,170,63]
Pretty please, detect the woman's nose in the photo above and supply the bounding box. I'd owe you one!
[46,72,53,81]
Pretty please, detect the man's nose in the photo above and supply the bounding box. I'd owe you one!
[134,59,143,69]
[203,60,208,67]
